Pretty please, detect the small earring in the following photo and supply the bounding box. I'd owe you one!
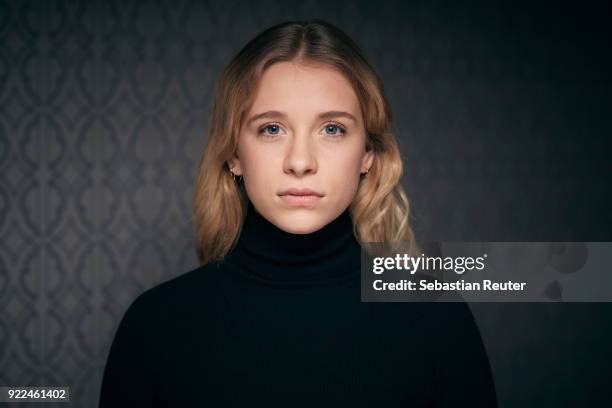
[363,168,370,176]
[229,167,243,183]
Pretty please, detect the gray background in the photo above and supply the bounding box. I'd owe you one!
[0,0,610,406]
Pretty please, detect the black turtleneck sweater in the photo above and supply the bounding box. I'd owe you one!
[99,201,497,407]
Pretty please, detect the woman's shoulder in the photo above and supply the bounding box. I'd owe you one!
[126,262,222,320]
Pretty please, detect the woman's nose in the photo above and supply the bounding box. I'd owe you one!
[283,133,317,176]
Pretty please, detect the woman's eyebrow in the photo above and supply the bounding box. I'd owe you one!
[246,110,358,126]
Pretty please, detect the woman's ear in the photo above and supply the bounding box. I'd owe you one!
[227,153,242,175]
[362,138,375,171]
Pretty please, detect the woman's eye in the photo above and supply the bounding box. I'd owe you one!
[324,124,345,136]
[260,124,281,136]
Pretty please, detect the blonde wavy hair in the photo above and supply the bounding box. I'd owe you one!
[192,19,419,266]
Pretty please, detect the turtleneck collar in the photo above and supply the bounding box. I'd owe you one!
[223,200,362,286]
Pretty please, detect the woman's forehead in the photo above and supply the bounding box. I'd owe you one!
[247,61,361,121]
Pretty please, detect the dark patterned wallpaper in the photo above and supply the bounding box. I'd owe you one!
[0,0,610,407]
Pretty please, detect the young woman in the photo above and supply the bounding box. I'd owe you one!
[99,19,497,407]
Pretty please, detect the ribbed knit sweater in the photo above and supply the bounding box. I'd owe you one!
[99,200,497,407]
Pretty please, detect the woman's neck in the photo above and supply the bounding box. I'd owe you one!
[222,200,362,286]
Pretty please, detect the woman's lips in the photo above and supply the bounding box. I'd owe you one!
[279,194,322,206]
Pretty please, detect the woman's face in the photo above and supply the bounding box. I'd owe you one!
[230,61,374,234]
